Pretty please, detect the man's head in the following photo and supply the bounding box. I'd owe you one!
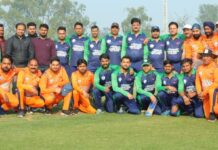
[121,56,131,71]
[77,59,87,74]
[131,18,141,33]
[28,58,39,74]
[99,53,110,69]
[203,21,215,37]
[201,49,214,65]
[163,60,174,74]
[49,57,61,73]
[181,58,193,74]
[39,23,49,38]
[27,22,37,37]
[1,55,13,73]
[111,22,119,36]
[91,25,99,38]
[0,24,4,38]
[142,60,152,73]
[168,22,178,36]
[57,26,66,41]
[183,24,192,38]
[74,22,84,37]
[16,23,26,37]
[151,26,160,39]
[192,23,201,40]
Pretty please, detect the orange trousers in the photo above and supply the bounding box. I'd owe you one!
[203,88,218,119]
[18,88,44,110]
[72,90,96,114]
[0,91,19,111]
[42,92,72,110]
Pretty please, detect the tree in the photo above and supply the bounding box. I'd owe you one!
[172,14,190,32]
[121,7,152,35]
[197,4,218,24]
[0,0,90,37]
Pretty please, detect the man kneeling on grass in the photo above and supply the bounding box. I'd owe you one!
[112,56,140,114]
[17,58,45,117]
[39,57,72,115]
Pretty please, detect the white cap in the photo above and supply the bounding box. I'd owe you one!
[216,21,218,25]
[183,24,192,30]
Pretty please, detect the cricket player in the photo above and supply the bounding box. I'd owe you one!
[112,56,140,114]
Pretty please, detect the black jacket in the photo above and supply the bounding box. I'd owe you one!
[6,34,34,67]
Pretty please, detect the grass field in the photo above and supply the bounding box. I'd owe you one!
[0,112,218,150]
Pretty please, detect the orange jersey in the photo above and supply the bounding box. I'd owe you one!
[203,34,218,54]
[190,36,207,60]
[0,67,18,92]
[196,62,218,95]
[17,68,42,96]
[39,67,69,94]
[183,38,193,59]
[72,70,94,94]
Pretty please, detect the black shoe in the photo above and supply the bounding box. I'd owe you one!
[208,113,217,122]
[0,107,6,115]
[45,108,52,115]
[72,109,79,114]
[18,110,25,118]
[61,110,71,116]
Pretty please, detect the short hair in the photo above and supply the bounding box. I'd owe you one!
[77,58,87,66]
[163,60,173,66]
[121,55,131,62]
[27,22,36,28]
[181,58,193,65]
[57,26,66,32]
[131,18,141,25]
[16,22,26,29]
[28,58,38,64]
[99,53,110,61]
[168,22,178,28]
[50,57,60,64]
[39,23,49,30]
[91,25,99,30]
[74,22,83,28]
[1,54,13,64]
[0,24,4,28]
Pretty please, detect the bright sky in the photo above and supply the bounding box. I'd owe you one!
[78,0,218,30]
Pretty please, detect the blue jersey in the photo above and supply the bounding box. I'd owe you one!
[165,37,183,63]
[105,35,123,65]
[55,41,70,65]
[124,32,146,62]
[147,39,165,70]
[182,70,196,93]
[116,72,135,94]
[140,71,157,94]
[85,38,104,73]
[70,35,88,66]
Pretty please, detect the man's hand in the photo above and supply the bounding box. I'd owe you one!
[104,86,111,93]
[166,86,177,92]
[127,93,134,100]
[198,92,204,101]
[55,87,62,94]
[83,91,90,98]
[143,38,149,45]
[183,96,191,105]
[150,95,157,103]
[129,68,134,76]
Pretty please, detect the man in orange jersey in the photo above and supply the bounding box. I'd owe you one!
[215,21,218,35]
[17,58,45,117]
[0,55,19,115]
[196,49,218,122]
[39,57,72,115]
[182,24,193,59]
[70,59,96,114]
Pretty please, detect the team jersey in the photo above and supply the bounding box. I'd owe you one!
[94,65,119,92]
[180,69,197,93]
[135,70,159,98]
[70,34,88,67]
[84,37,106,73]
[39,67,69,94]
[146,38,165,71]
[104,34,123,65]
[112,68,135,96]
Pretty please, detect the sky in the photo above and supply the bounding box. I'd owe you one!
[77,0,218,31]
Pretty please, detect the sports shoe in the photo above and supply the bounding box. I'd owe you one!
[18,110,25,118]
[61,110,71,116]
[208,113,217,122]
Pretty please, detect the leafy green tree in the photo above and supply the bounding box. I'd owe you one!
[0,0,90,37]
[121,6,152,35]
[197,4,218,24]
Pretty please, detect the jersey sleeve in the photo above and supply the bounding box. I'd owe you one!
[121,35,127,57]
[94,68,106,92]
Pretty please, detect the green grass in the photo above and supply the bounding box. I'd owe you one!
[0,112,218,150]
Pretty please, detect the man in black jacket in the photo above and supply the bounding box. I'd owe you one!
[6,23,34,68]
